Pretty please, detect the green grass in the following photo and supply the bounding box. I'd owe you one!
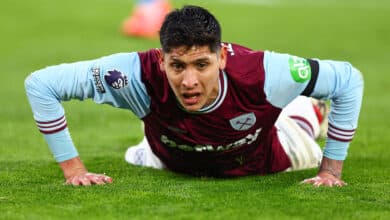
[1,0,389,219]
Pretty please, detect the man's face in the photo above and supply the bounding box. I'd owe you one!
[160,45,227,112]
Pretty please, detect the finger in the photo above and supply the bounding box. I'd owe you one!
[90,173,112,184]
[300,176,319,184]
[103,176,113,183]
[64,176,79,186]
[87,175,105,185]
[313,181,322,187]
[323,179,334,187]
[93,176,106,185]
[300,179,311,184]
[71,176,82,186]
[334,180,347,187]
[334,181,342,187]
[79,176,91,186]
[313,178,326,187]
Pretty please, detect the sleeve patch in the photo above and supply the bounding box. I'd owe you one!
[104,69,129,89]
[288,56,311,83]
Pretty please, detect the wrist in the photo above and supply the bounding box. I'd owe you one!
[319,156,344,178]
[319,167,341,178]
[59,157,87,179]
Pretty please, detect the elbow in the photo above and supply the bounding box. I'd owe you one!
[24,71,40,95]
[24,73,35,94]
[351,64,364,92]
[24,71,44,97]
[346,62,364,93]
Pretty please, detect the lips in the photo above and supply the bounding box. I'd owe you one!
[182,92,201,105]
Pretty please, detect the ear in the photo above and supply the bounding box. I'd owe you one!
[218,46,227,70]
[157,49,165,72]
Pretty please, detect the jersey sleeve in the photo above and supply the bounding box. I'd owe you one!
[263,50,364,160]
[25,52,150,162]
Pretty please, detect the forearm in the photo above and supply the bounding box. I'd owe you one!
[312,61,364,160]
[24,62,92,162]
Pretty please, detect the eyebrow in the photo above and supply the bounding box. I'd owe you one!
[193,58,210,63]
[169,57,211,64]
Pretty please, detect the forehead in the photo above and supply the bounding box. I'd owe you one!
[164,45,215,61]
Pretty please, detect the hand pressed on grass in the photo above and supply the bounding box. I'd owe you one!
[301,172,347,187]
[65,172,113,186]
[301,156,346,187]
[60,156,113,186]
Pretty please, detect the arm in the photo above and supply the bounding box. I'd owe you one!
[25,53,150,185]
[264,51,364,187]
[302,58,363,187]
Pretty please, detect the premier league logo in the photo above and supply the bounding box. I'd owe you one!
[104,69,128,89]
[229,113,256,131]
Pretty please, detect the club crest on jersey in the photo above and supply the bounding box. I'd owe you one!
[104,69,128,89]
[229,113,256,131]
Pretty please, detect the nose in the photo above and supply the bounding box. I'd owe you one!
[182,68,199,88]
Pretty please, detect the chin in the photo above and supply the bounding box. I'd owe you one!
[179,97,208,112]
[180,101,203,112]
[183,105,202,112]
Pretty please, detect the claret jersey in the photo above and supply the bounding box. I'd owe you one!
[139,43,290,176]
[25,43,363,177]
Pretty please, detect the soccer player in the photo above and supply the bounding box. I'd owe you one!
[25,5,363,187]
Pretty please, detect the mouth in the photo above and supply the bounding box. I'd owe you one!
[181,92,201,106]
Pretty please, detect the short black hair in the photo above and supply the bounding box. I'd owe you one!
[159,5,222,53]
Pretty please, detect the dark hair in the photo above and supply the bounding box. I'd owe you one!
[159,5,221,53]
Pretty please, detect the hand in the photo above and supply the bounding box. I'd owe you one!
[301,171,347,187]
[65,172,113,186]
[301,156,347,187]
[59,157,113,186]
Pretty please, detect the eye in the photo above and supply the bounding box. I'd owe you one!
[171,63,184,71]
[196,62,208,69]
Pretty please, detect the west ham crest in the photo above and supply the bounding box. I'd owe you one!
[229,113,256,131]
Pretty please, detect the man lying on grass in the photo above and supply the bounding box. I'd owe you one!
[25,5,363,187]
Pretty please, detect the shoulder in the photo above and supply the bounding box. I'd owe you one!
[223,42,264,58]
[223,43,265,85]
[138,48,161,73]
[137,48,165,81]
[223,42,265,74]
[138,48,170,101]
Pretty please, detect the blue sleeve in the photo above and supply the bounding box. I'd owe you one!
[264,51,364,160]
[25,53,150,162]
[263,51,309,107]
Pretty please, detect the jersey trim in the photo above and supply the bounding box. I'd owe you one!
[36,115,67,134]
[199,71,228,113]
[301,59,319,96]
[327,123,355,142]
[289,115,315,139]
